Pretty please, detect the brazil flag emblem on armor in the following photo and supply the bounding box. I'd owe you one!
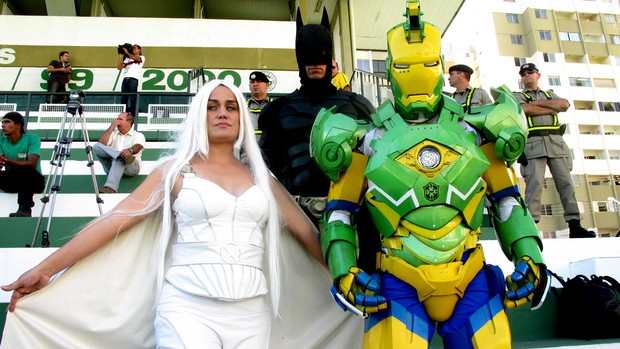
[424,182,439,202]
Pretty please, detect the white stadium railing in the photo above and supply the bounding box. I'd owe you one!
[146,104,189,130]
[34,104,126,130]
[0,103,17,112]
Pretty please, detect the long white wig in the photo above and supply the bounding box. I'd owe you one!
[105,79,282,315]
[163,79,282,314]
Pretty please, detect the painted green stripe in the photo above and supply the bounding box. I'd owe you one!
[30,129,177,142]
[39,148,172,161]
[1,45,297,70]
[0,217,93,248]
[112,69,122,91]
[40,175,146,193]
[11,67,22,90]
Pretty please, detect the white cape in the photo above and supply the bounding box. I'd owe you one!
[1,216,362,348]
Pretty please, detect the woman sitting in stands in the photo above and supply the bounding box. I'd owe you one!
[1,79,325,348]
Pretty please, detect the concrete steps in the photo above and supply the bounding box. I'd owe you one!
[1,128,620,347]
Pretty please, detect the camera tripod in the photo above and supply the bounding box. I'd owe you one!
[31,90,104,248]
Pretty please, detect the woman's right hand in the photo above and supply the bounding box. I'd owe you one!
[1,268,51,312]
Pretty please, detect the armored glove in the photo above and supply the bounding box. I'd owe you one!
[331,267,387,316]
[504,256,550,310]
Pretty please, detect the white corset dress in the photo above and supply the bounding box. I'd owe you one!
[166,172,270,301]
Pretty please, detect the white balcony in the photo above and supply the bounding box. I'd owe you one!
[571,109,600,125]
[599,113,620,126]
[577,134,605,149]
[581,159,610,174]
[603,135,620,150]
[568,86,595,101]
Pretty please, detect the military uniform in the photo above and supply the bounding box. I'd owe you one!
[451,85,493,110]
[513,88,580,222]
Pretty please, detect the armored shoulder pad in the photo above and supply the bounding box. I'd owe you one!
[464,85,527,162]
[310,106,372,181]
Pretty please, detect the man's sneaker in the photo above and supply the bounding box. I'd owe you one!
[9,207,32,217]
[99,186,117,194]
[568,219,596,238]
[124,153,135,164]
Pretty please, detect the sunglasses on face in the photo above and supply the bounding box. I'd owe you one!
[520,70,536,77]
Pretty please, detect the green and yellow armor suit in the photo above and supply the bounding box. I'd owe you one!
[311,2,549,347]
[311,89,548,348]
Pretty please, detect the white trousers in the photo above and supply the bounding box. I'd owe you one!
[154,282,271,349]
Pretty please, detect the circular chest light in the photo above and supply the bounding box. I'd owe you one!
[418,147,441,169]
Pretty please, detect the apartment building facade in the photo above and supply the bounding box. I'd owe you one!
[443,0,620,237]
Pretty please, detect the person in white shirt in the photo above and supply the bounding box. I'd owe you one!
[93,112,145,193]
[117,44,144,118]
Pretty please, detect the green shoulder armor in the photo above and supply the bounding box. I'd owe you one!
[310,106,373,181]
[464,85,527,163]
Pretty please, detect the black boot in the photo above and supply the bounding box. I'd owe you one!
[9,206,32,218]
[568,219,596,238]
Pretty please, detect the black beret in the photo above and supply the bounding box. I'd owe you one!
[449,64,473,74]
[249,71,270,83]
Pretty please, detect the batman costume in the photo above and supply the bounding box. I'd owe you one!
[258,9,375,224]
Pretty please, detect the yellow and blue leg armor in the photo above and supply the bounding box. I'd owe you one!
[364,265,510,349]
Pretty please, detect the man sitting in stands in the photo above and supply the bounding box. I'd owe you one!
[0,112,45,217]
[93,112,145,194]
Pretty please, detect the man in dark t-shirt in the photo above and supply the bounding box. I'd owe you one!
[46,51,72,104]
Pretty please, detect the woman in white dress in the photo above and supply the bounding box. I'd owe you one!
[1,79,324,348]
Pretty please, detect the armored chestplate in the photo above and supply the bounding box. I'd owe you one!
[364,112,490,267]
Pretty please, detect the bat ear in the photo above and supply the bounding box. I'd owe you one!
[320,8,330,31]
[296,8,304,32]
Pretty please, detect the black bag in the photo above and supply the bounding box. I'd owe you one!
[549,270,620,340]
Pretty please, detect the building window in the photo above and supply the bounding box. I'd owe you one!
[511,35,524,44]
[583,34,605,43]
[539,31,552,40]
[598,101,620,112]
[372,60,387,75]
[548,76,561,86]
[611,35,620,45]
[514,57,526,66]
[596,201,609,212]
[506,14,519,23]
[541,204,553,216]
[560,32,582,41]
[543,53,556,62]
[569,77,592,87]
[608,200,619,212]
[356,59,370,72]
[604,14,617,23]
[594,78,616,88]
[535,9,548,19]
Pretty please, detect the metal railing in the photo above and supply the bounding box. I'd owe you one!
[0,91,194,131]
[350,70,392,107]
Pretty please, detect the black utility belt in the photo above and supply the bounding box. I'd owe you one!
[528,129,562,136]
